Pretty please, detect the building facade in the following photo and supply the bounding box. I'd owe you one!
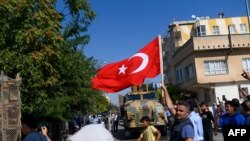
[163,15,250,104]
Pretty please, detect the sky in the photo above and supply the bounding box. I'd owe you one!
[83,0,248,105]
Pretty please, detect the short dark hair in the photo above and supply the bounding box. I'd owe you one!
[177,101,190,112]
[140,116,150,123]
[225,100,236,110]
[21,114,38,129]
[186,100,196,111]
[232,98,240,107]
[241,100,250,112]
[200,101,209,107]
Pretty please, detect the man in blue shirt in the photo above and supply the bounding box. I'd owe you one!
[21,114,47,141]
[218,100,245,139]
[162,86,194,141]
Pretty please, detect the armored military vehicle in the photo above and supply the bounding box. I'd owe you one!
[121,84,167,138]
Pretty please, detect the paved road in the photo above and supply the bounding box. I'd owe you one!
[111,123,224,141]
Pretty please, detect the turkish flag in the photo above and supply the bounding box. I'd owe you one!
[92,37,160,93]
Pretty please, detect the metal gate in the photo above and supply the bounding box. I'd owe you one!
[0,72,21,141]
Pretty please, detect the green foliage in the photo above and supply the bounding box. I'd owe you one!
[0,0,108,121]
[155,84,183,104]
[166,84,183,103]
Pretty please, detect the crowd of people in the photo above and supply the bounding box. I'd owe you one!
[160,70,250,141]
[21,70,250,141]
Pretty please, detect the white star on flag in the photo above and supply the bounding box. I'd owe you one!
[118,64,127,74]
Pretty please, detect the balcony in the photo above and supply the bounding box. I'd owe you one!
[172,33,250,64]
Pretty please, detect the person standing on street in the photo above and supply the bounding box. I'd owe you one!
[187,100,204,141]
[200,102,216,141]
[111,112,115,131]
[108,112,112,131]
[91,115,100,124]
[136,116,161,141]
[162,85,194,141]
[113,112,119,132]
[21,114,48,141]
[218,100,245,140]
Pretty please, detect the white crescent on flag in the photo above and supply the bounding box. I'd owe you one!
[129,53,149,74]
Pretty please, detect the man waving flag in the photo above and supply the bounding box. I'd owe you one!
[92,37,161,93]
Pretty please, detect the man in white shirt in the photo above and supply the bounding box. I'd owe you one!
[187,100,204,141]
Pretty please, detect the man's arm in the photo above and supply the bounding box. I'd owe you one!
[136,137,142,141]
[162,85,176,115]
[194,99,202,115]
[182,124,194,141]
[155,130,161,141]
[209,111,217,136]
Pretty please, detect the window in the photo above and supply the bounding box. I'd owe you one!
[242,58,250,72]
[197,25,206,36]
[229,25,236,33]
[213,26,220,35]
[185,64,194,80]
[143,93,156,100]
[240,24,247,33]
[126,95,140,101]
[175,67,183,83]
[204,60,228,75]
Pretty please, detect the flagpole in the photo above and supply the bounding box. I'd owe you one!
[158,35,165,105]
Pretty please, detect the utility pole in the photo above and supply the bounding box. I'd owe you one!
[245,0,250,32]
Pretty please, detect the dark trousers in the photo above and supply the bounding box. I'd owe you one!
[204,129,213,141]
[113,120,118,132]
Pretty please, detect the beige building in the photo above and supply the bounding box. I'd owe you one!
[163,15,250,105]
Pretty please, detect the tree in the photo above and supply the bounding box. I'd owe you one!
[156,84,183,104]
[0,0,63,114]
[0,0,109,120]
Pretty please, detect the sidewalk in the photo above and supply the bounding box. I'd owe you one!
[214,131,223,141]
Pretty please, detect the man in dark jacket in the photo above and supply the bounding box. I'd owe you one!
[162,85,194,141]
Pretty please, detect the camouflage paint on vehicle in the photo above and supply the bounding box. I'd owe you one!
[124,99,167,128]
[122,84,168,138]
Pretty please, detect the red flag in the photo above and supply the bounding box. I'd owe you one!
[92,37,160,93]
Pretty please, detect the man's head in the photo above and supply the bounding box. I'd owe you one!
[37,121,49,134]
[200,102,209,112]
[175,101,190,120]
[21,114,38,135]
[225,100,236,115]
[140,116,150,127]
[241,100,250,114]
[232,98,240,108]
